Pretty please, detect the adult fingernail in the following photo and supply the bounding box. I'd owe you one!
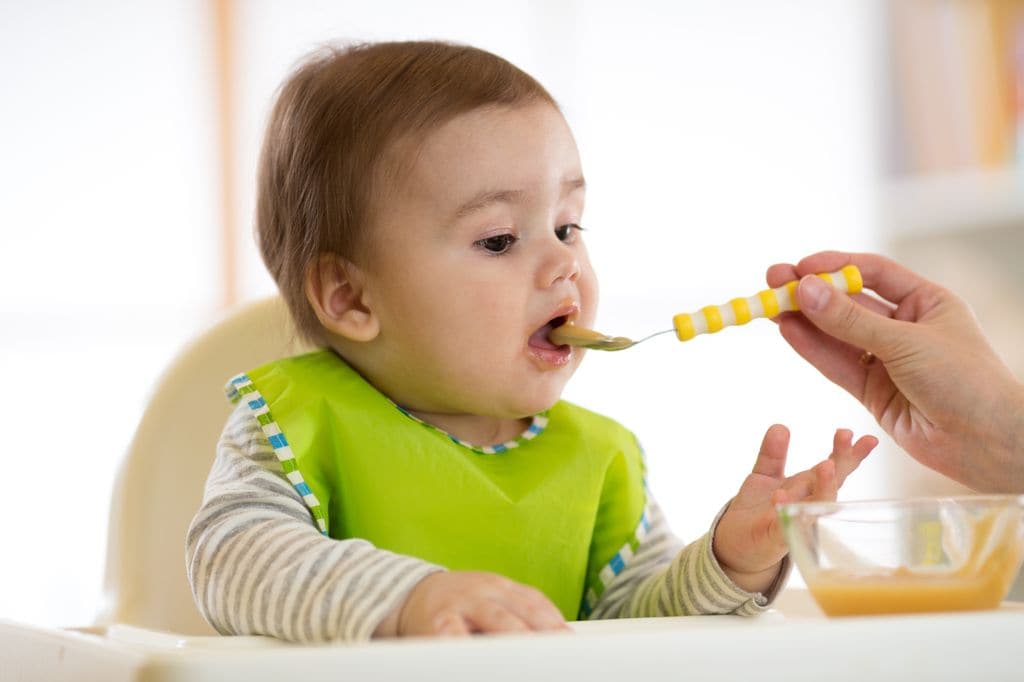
[800,275,831,312]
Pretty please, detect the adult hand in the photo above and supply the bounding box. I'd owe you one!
[767,251,1024,493]
[374,570,570,638]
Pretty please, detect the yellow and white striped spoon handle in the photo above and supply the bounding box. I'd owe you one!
[672,265,863,342]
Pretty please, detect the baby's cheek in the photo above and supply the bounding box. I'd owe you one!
[580,277,599,326]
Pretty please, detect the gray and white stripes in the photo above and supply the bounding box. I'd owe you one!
[186,402,782,643]
[588,503,786,619]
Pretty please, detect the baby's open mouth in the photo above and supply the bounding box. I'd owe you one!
[530,315,569,350]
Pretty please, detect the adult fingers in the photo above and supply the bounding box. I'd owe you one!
[766,262,798,289]
[795,274,910,360]
[850,291,898,318]
[793,251,932,308]
[769,264,896,319]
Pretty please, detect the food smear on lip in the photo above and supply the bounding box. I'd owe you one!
[807,512,1024,616]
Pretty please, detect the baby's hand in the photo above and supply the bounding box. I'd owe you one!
[712,425,877,594]
[374,571,569,638]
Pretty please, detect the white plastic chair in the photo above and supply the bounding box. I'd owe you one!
[97,296,312,635]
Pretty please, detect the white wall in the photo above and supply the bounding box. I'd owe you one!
[0,0,882,626]
[1,1,221,626]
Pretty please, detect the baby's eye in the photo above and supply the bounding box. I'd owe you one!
[476,233,517,255]
[555,223,583,243]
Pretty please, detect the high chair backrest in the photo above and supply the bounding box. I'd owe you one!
[98,297,313,634]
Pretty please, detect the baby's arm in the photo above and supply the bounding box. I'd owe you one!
[186,402,442,642]
[589,427,874,619]
[588,496,781,619]
[712,426,876,593]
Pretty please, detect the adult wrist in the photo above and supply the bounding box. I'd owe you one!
[970,377,1024,494]
[1000,380,1024,493]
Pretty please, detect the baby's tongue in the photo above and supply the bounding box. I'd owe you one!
[530,322,560,350]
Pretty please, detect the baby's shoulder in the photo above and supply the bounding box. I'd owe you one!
[219,399,266,442]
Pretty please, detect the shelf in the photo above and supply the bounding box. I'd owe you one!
[883,167,1024,240]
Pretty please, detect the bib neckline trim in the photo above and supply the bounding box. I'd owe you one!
[393,405,549,455]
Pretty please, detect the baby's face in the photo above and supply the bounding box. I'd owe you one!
[359,102,597,421]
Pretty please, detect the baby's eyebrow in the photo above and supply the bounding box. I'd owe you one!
[454,188,525,219]
[563,176,586,194]
[453,176,586,220]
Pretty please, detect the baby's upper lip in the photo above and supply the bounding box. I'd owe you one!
[528,302,580,350]
[543,302,579,329]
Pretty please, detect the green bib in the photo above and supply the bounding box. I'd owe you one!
[227,350,649,619]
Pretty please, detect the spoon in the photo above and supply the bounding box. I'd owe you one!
[549,265,863,351]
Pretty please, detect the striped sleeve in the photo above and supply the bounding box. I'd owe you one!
[587,495,790,619]
[185,401,443,643]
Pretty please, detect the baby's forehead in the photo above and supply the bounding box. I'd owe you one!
[360,102,580,232]
[396,104,577,180]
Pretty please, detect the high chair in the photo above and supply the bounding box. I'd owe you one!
[2,297,1023,682]
[98,296,312,635]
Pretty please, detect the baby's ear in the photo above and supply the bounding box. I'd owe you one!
[304,254,380,342]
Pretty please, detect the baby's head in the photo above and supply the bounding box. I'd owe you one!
[257,41,597,429]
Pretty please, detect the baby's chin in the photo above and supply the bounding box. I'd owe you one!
[418,360,579,420]
[495,384,569,419]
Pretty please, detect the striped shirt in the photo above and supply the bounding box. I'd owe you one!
[186,402,786,642]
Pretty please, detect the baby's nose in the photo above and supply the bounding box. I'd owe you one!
[539,242,581,287]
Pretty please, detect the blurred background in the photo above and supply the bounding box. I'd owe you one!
[1,0,1022,627]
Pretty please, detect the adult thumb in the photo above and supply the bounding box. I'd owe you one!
[796,274,890,355]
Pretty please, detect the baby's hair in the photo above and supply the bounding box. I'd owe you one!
[256,40,557,344]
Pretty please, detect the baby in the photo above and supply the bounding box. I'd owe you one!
[186,40,876,642]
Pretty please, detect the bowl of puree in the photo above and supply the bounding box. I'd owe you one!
[777,495,1024,616]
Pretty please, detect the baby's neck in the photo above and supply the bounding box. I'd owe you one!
[327,345,534,447]
[407,410,532,447]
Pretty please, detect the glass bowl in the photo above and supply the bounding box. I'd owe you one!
[777,495,1024,616]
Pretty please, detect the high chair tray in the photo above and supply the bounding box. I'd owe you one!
[3,591,1023,682]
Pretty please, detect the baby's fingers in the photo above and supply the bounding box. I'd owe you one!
[830,429,878,486]
[507,583,571,632]
[780,459,837,503]
[752,424,791,480]
[811,458,838,501]
[463,601,532,635]
[435,612,472,636]
[463,585,567,635]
